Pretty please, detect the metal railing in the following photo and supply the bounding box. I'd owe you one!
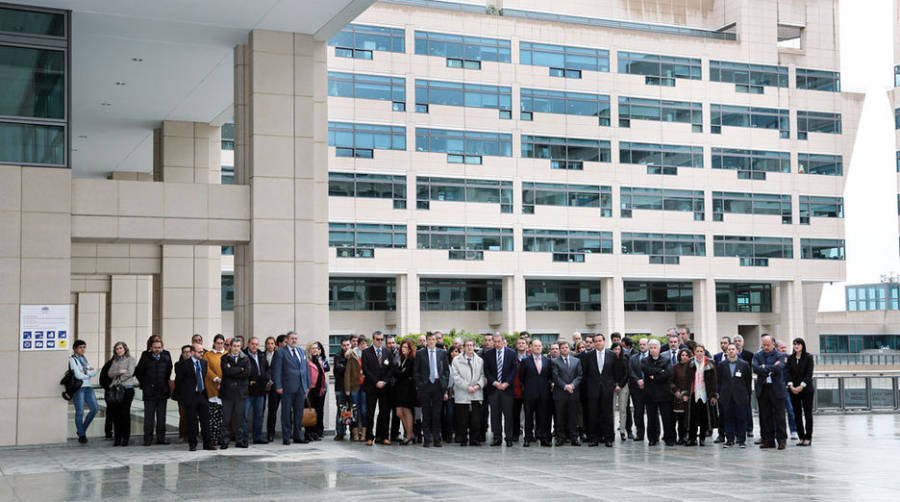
[815,353,900,366]
[813,375,900,411]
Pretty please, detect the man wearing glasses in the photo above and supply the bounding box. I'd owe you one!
[361,330,395,445]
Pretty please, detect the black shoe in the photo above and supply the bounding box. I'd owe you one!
[459,441,467,447]
[423,439,431,448]
[156,439,171,445]
[113,439,121,447]
[433,440,442,447]
[491,439,501,447]
[523,440,531,447]
[295,438,309,444]
[120,440,129,447]
[189,444,197,451]
[685,440,697,447]
[219,442,228,450]
[541,440,551,447]
[268,434,275,442]
[604,441,613,447]
[777,441,786,450]
[648,440,658,446]
[505,440,513,447]
[555,439,565,447]
[747,432,754,438]
[469,440,480,447]
[78,435,87,444]
[571,440,581,446]
[714,437,725,443]
[620,432,626,441]
[283,439,291,445]
[633,435,644,442]
[253,439,268,445]
[627,431,634,440]
[698,439,705,447]
[237,442,249,448]
[203,444,216,450]
[738,442,746,448]
[665,441,675,446]
[588,441,599,447]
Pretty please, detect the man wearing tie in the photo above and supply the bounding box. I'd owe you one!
[482,333,517,446]
[627,338,649,442]
[717,343,752,447]
[271,332,311,445]
[662,334,681,367]
[551,341,582,446]
[173,343,214,451]
[583,333,617,447]
[519,339,552,447]
[361,330,395,445]
[414,332,450,447]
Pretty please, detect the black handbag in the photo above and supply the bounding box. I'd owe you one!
[60,356,83,401]
[107,384,126,404]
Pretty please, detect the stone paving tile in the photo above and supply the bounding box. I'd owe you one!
[1,414,900,501]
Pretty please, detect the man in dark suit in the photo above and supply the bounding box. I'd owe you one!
[551,340,582,446]
[712,335,732,444]
[641,339,675,446]
[627,337,649,441]
[482,333,517,446]
[134,337,173,446]
[271,332,311,445]
[243,336,270,445]
[414,332,450,447]
[717,343,752,447]
[519,339,552,447]
[752,335,788,449]
[661,334,681,367]
[361,330,395,445]
[173,343,214,451]
[734,334,756,437]
[583,333,617,447]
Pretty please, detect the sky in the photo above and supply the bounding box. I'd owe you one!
[819,0,897,310]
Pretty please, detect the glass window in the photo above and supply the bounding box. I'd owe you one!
[415,80,511,113]
[526,280,602,311]
[710,104,790,138]
[329,24,405,56]
[619,142,703,171]
[801,238,845,260]
[0,6,65,37]
[0,45,65,120]
[713,235,793,262]
[716,282,772,312]
[797,110,842,139]
[620,233,706,262]
[624,281,693,312]
[620,186,705,220]
[414,31,510,63]
[329,277,396,311]
[617,51,701,85]
[328,171,406,208]
[522,182,612,216]
[328,122,405,157]
[520,42,609,75]
[221,273,234,311]
[0,121,64,166]
[521,88,611,125]
[329,222,407,251]
[522,228,613,257]
[502,9,735,40]
[709,60,788,92]
[415,128,512,159]
[799,195,843,224]
[328,72,405,107]
[416,176,512,213]
[711,148,790,179]
[521,135,610,169]
[618,96,702,131]
[798,153,842,176]
[417,226,514,252]
[419,278,502,311]
[712,191,792,223]
[797,68,840,92]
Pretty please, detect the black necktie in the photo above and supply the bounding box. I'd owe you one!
[194,360,203,392]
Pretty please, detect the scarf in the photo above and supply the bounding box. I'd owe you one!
[692,356,708,403]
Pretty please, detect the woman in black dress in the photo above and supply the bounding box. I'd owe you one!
[393,339,418,444]
[787,337,815,446]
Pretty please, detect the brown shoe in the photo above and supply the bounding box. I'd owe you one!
[365,439,373,446]
[777,440,786,450]
[382,439,392,446]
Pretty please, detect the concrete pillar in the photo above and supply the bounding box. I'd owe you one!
[601,276,625,335]
[396,273,419,336]
[0,165,71,446]
[501,274,527,333]
[76,292,107,365]
[109,275,152,354]
[779,279,806,341]
[692,277,719,348]
[154,120,222,341]
[233,31,330,347]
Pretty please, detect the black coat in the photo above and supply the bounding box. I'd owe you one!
[613,354,629,387]
[641,355,673,403]
[582,348,616,399]
[627,352,647,392]
[716,358,751,408]
[482,347,518,396]
[333,352,348,393]
[414,347,450,390]
[173,358,208,405]
[361,345,395,391]
[518,355,552,400]
[220,352,251,400]
[551,355,582,399]
[244,349,270,396]
[786,352,815,395]
[134,350,173,400]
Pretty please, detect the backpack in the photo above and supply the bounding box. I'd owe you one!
[60,356,83,401]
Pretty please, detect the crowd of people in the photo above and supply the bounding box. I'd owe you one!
[66,327,816,452]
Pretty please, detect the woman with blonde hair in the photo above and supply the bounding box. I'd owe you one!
[107,341,138,446]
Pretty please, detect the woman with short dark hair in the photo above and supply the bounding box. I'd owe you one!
[670,348,693,445]
[787,337,815,446]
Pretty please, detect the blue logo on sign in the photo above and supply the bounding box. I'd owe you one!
[47,331,55,339]
[34,331,43,339]
[23,341,31,349]
[23,332,32,339]
[58,330,67,339]
[35,341,43,349]
[47,340,55,348]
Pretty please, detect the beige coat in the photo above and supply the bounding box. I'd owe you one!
[451,353,486,403]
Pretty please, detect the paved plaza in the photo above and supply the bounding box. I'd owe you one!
[1,414,899,501]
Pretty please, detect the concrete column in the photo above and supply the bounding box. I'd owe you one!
[779,279,806,341]
[233,31,330,347]
[109,275,152,353]
[601,276,625,335]
[692,278,719,348]
[396,273,420,336]
[0,165,71,446]
[501,274,527,333]
[76,292,107,365]
[154,120,222,340]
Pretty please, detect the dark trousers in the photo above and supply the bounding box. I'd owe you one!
[183,395,211,447]
[364,386,392,440]
[104,407,113,438]
[489,391,513,441]
[512,397,524,439]
[757,385,787,442]
[109,388,135,443]
[630,389,645,437]
[143,397,168,443]
[745,391,754,433]
[688,399,709,441]
[625,399,633,431]
[308,391,326,436]
[479,393,490,440]
[267,389,281,438]
[222,396,247,445]
[553,393,578,441]
[442,399,454,441]
[243,394,266,442]
[281,391,305,440]
[645,400,674,443]
[790,392,814,440]
[419,381,443,441]
[334,392,349,436]
[524,395,550,441]
[721,398,747,444]
[588,389,614,442]
[675,410,688,441]
[390,407,401,440]
[454,401,482,443]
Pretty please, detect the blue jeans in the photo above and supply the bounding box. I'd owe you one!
[784,393,798,434]
[73,387,98,437]
[243,395,266,442]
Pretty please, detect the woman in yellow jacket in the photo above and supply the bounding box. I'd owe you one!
[203,334,227,446]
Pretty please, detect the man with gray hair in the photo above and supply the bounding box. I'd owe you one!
[752,335,788,449]
[733,334,755,437]
[627,337,649,441]
[641,339,675,446]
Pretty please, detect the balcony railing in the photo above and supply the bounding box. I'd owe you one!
[816,353,900,366]
[813,375,900,411]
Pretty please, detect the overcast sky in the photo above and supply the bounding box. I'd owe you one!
[818,0,896,310]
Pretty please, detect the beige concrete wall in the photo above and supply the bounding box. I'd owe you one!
[109,275,153,355]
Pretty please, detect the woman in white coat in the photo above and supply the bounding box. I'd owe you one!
[451,339,486,446]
